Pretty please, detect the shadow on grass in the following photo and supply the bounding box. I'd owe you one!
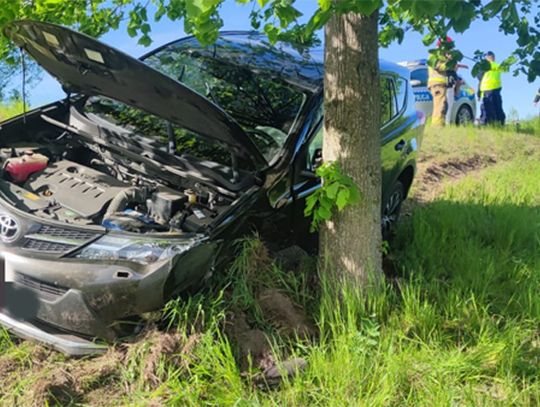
[394,198,540,318]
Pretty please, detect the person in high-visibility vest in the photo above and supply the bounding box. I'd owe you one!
[480,51,506,125]
[428,37,465,126]
[427,61,449,126]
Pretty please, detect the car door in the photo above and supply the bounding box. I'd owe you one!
[380,74,413,205]
[285,75,403,250]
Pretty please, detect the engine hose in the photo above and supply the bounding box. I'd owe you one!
[104,186,151,220]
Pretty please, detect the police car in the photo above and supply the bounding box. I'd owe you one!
[399,59,476,125]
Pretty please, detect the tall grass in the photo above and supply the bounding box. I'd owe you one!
[126,140,540,405]
[1,126,540,405]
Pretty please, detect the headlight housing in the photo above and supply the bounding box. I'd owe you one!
[72,234,204,264]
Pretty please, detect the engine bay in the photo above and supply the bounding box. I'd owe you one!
[0,144,234,234]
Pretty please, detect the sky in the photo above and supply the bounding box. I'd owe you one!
[22,0,540,119]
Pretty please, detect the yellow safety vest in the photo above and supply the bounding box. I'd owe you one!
[427,66,448,87]
[480,61,502,91]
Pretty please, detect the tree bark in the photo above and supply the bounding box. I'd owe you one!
[321,9,382,286]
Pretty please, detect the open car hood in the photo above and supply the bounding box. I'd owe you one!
[4,20,266,166]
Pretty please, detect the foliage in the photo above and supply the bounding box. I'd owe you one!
[0,0,539,99]
[304,162,361,232]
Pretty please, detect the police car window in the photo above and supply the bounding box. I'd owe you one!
[380,77,395,125]
[394,77,407,112]
[411,68,428,87]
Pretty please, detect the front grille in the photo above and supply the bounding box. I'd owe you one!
[22,225,100,254]
[34,225,98,242]
[23,238,76,253]
[15,273,68,300]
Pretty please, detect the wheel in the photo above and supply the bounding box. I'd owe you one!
[455,104,473,126]
[382,180,405,241]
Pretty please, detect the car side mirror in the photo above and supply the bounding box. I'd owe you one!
[311,148,323,170]
[410,79,422,87]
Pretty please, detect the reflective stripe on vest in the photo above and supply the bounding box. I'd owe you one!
[480,61,502,91]
[427,67,447,86]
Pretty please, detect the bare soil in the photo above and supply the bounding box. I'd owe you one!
[413,153,497,203]
[257,289,315,340]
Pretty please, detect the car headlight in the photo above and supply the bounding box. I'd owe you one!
[72,234,204,264]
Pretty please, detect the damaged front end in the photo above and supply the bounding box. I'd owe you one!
[0,21,264,354]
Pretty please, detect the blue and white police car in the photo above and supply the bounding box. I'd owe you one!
[399,59,477,125]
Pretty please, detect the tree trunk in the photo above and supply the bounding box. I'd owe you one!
[321,9,382,286]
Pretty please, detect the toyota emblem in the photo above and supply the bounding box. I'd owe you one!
[0,214,20,243]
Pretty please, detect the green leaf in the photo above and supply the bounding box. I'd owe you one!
[336,188,350,211]
[318,206,332,220]
[353,0,381,16]
[138,34,152,47]
[318,0,332,12]
[471,59,490,79]
[422,32,436,46]
[304,194,318,216]
[326,182,339,199]
[263,23,279,44]
[349,186,361,204]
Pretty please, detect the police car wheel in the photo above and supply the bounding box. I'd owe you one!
[456,105,473,126]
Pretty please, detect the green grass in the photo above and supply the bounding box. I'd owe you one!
[1,125,540,405]
[517,116,540,136]
[0,100,25,121]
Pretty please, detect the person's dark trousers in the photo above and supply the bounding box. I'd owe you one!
[479,101,486,125]
[483,88,505,125]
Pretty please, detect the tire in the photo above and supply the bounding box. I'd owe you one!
[455,104,473,126]
[382,180,405,241]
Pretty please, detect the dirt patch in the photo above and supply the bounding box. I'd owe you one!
[414,154,497,203]
[226,309,307,384]
[257,357,307,387]
[141,331,183,388]
[32,368,79,406]
[273,245,310,272]
[0,355,21,385]
[72,349,122,393]
[226,311,272,370]
[257,289,315,340]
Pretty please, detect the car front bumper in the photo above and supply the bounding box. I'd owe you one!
[0,249,173,352]
[0,308,107,356]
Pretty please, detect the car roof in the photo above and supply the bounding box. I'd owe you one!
[398,59,428,70]
[149,31,411,90]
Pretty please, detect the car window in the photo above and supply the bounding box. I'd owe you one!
[410,68,428,87]
[380,77,395,126]
[143,40,309,162]
[85,97,232,165]
[394,77,407,113]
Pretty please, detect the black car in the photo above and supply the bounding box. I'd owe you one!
[0,21,424,355]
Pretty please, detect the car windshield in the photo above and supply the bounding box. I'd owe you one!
[86,35,316,166]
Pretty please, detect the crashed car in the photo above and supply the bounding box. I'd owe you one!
[0,21,424,355]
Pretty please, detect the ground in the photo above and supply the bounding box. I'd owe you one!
[0,119,539,406]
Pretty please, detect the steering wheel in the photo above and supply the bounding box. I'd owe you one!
[247,128,280,149]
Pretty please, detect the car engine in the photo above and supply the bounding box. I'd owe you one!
[0,146,233,233]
